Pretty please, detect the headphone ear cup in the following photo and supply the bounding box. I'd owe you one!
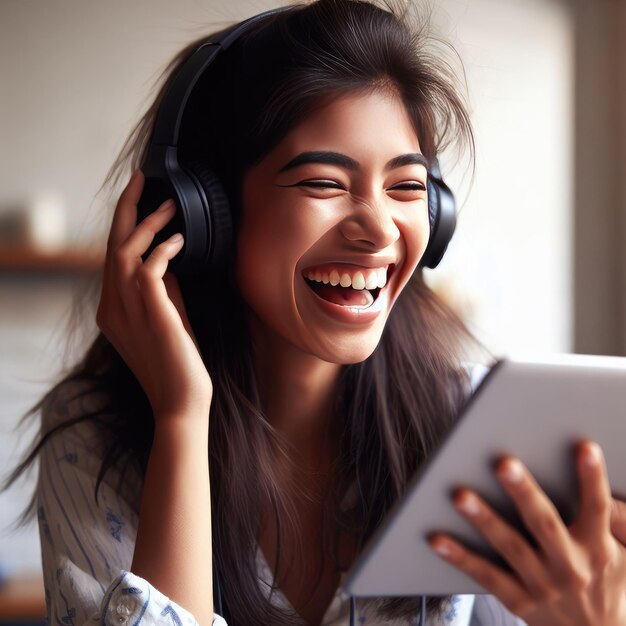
[182,161,232,273]
[420,163,456,269]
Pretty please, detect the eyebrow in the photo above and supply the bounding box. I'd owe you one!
[386,153,429,171]
[277,151,429,174]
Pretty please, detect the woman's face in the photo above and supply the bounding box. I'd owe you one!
[236,89,431,364]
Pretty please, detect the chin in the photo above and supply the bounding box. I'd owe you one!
[307,330,385,365]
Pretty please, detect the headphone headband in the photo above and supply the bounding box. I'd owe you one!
[151,8,288,147]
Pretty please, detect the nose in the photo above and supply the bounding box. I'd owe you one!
[339,194,400,249]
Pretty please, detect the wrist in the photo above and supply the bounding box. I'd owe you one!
[150,389,212,427]
[152,413,210,448]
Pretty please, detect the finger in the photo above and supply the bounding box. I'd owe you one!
[574,441,612,537]
[453,489,551,596]
[571,441,616,574]
[114,199,176,317]
[107,170,144,250]
[100,195,177,349]
[103,171,145,308]
[610,500,626,546]
[137,234,186,331]
[495,458,573,573]
[117,198,176,262]
[429,534,533,616]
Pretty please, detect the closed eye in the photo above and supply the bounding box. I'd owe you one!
[388,181,426,191]
[297,179,344,189]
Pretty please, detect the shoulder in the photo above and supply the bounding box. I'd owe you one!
[41,376,106,434]
[40,377,110,467]
[39,375,143,511]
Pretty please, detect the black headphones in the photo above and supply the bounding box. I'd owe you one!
[137,7,456,273]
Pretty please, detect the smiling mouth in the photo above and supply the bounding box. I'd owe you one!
[303,265,394,308]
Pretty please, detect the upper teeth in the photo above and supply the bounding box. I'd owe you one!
[305,267,388,290]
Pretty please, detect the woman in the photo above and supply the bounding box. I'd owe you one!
[14,1,626,625]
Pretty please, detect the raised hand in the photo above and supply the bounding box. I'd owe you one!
[96,170,213,422]
[429,441,626,626]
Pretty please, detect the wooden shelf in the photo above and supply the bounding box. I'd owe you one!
[0,574,45,621]
[0,246,104,273]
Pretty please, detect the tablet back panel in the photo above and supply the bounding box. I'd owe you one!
[345,354,626,596]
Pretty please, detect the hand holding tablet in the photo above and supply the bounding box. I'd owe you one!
[345,354,626,600]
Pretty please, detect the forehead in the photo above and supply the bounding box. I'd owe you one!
[265,89,422,168]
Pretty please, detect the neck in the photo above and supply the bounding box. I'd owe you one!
[249,320,342,468]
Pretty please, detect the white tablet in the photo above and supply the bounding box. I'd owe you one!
[344,353,626,596]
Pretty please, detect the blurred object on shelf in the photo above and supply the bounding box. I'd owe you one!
[26,192,68,254]
[0,207,28,246]
[0,191,68,254]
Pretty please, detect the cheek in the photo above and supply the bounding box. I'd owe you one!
[401,204,432,270]
[236,198,330,280]
[419,215,432,259]
[234,223,280,312]
[234,209,312,319]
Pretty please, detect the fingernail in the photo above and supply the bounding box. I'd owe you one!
[169,233,183,244]
[158,199,176,212]
[457,492,481,516]
[500,459,524,484]
[432,540,452,557]
[585,442,602,467]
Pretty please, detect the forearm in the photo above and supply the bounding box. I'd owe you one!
[131,416,213,626]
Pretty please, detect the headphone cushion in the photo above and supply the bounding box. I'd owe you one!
[421,175,456,269]
[185,161,232,270]
[427,178,438,230]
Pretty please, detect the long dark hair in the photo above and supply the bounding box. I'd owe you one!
[8,1,480,623]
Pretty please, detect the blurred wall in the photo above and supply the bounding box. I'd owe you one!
[429,0,573,355]
[0,0,576,576]
[573,0,626,356]
[0,0,267,243]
